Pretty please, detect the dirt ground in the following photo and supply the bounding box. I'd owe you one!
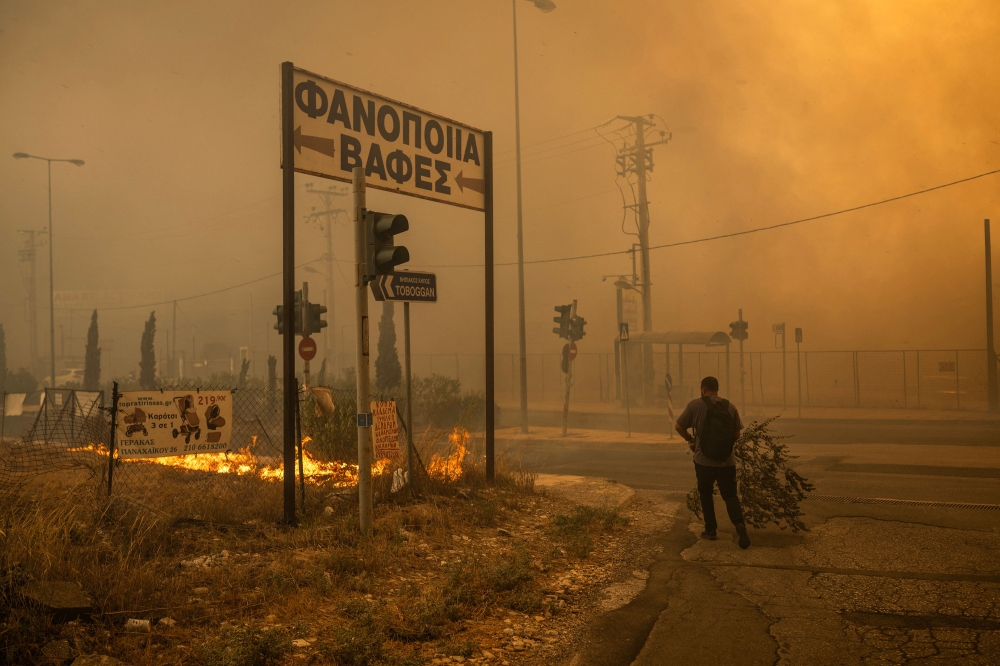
[1,465,680,666]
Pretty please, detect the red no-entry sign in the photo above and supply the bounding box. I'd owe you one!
[299,337,317,361]
[568,342,578,361]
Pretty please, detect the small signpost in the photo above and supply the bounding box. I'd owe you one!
[298,337,317,361]
[619,322,631,437]
[281,61,494,533]
[370,271,437,303]
[372,401,400,459]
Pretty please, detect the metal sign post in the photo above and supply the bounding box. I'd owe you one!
[795,327,803,418]
[283,63,495,533]
[619,323,631,437]
[403,301,415,496]
[352,167,374,535]
[280,62,297,526]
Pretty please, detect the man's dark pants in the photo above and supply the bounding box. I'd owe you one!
[695,462,745,532]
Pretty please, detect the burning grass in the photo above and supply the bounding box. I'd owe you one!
[0,426,582,665]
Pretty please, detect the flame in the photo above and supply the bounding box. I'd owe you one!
[67,443,110,455]
[66,436,391,487]
[426,428,469,481]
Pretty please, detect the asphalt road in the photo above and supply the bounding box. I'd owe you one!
[504,419,1000,665]
[508,418,1000,506]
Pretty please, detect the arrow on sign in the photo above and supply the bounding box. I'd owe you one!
[455,171,485,194]
[294,126,336,158]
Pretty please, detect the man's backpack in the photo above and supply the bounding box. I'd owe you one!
[700,397,735,461]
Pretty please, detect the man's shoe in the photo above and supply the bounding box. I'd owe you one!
[735,523,751,549]
[700,530,717,540]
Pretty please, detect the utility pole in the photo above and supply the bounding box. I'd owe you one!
[352,167,373,536]
[986,219,998,411]
[17,229,46,377]
[738,309,746,411]
[172,300,177,379]
[795,327,803,418]
[305,182,348,377]
[615,116,670,405]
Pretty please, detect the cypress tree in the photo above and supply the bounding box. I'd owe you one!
[0,324,7,392]
[139,311,157,389]
[83,310,101,390]
[374,301,401,392]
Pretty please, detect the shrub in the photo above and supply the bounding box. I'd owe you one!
[5,367,37,393]
[552,506,629,558]
[687,417,814,532]
[198,625,291,666]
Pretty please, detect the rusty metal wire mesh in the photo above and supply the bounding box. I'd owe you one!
[0,384,388,523]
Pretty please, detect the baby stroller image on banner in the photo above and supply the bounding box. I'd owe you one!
[116,391,233,459]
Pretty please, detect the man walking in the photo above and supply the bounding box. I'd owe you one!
[675,376,751,549]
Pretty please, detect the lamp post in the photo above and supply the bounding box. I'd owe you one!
[512,0,555,434]
[12,152,85,388]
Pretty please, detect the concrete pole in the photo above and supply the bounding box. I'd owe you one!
[986,219,998,411]
[47,160,56,388]
[404,301,415,495]
[353,167,373,536]
[738,309,745,412]
[512,0,529,434]
[634,118,655,406]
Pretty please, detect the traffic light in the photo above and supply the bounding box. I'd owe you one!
[729,320,748,341]
[305,303,328,336]
[364,210,409,281]
[552,304,572,339]
[273,291,302,336]
[570,315,586,341]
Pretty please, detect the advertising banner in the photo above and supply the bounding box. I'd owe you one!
[372,400,400,459]
[116,391,233,459]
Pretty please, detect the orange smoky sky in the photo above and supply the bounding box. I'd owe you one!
[1,0,998,378]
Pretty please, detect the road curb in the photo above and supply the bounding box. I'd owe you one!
[534,474,635,510]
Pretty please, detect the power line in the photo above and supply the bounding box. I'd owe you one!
[57,257,326,312]
[411,167,1000,268]
[72,167,1000,307]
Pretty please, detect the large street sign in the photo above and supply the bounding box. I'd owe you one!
[370,271,437,303]
[286,67,486,211]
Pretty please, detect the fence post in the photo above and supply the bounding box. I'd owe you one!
[853,351,860,408]
[108,382,119,496]
[955,351,961,410]
[902,351,907,408]
[916,350,921,408]
[295,379,305,511]
[805,352,810,406]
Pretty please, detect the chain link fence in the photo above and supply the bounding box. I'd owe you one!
[494,348,995,411]
[0,384,399,524]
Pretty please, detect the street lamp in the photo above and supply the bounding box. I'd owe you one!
[513,0,555,434]
[12,152,85,388]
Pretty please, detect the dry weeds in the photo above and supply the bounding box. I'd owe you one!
[0,430,638,666]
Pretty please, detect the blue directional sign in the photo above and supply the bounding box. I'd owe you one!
[370,271,437,303]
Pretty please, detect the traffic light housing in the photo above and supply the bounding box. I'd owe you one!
[273,291,303,336]
[364,210,409,281]
[570,315,586,341]
[305,303,328,336]
[553,304,572,339]
[729,320,748,341]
